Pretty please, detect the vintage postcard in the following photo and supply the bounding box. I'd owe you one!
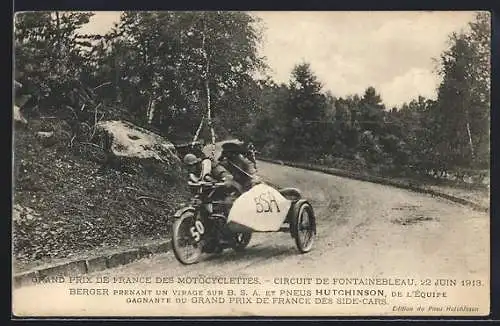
[12,11,490,317]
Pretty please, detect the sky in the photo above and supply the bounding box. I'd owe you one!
[79,11,479,108]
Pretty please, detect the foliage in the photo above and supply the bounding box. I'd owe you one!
[91,11,266,140]
[431,12,490,168]
[15,12,95,113]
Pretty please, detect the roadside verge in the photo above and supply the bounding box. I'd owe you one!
[13,240,172,288]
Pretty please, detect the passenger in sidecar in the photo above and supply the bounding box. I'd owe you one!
[217,141,260,192]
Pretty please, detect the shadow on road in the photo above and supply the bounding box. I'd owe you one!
[202,243,298,267]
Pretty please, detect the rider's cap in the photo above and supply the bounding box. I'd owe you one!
[183,153,201,166]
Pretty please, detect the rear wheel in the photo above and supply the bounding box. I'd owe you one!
[231,232,252,252]
[292,202,316,253]
[172,211,203,265]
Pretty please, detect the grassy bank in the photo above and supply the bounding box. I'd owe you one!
[12,119,191,272]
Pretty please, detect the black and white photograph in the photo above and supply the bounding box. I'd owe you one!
[12,11,490,316]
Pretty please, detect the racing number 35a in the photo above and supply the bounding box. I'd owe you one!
[254,191,280,214]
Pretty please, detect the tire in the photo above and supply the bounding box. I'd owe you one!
[231,232,252,252]
[292,201,316,253]
[172,211,203,265]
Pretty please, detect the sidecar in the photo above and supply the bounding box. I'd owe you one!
[226,182,317,253]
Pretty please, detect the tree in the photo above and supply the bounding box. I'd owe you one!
[245,80,291,156]
[282,62,329,160]
[432,12,490,168]
[330,95,362,157]
[357,86,386,134]
[392,96,437,173]
[14,12,95,114]
[465,12,490,167]
[98,11,266,141]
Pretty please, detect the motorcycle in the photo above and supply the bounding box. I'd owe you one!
[171,172,317,265]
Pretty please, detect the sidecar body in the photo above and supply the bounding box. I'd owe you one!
[227,183,291,232]
[226,183,316,253]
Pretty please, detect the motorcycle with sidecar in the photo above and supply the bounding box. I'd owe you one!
[171,171,317,265]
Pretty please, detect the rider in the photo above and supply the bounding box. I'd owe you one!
[183,153,212,182]
[183,141,259,193]
[182,152,242,194]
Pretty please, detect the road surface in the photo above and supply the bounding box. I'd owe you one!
[86,160,489,277]
[13,161,489,316]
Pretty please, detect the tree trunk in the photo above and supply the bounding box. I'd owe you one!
[51,11,61,75]
[192,115,205,145]
[55,12,61,54]
[114,54,120,102]
[465,108,475,160]
[147,95,156,125]
[206,72,214,145]
[202,21,216,158]
[466,121,474,158]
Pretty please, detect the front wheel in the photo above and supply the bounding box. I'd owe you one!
[172,211,203,265]
[292,201,316,253]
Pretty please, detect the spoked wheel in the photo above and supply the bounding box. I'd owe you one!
[293,201,316,253]
[172,211,203,265]
[231,232,252,252]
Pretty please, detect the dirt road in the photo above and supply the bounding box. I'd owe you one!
[13,161,490,316]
